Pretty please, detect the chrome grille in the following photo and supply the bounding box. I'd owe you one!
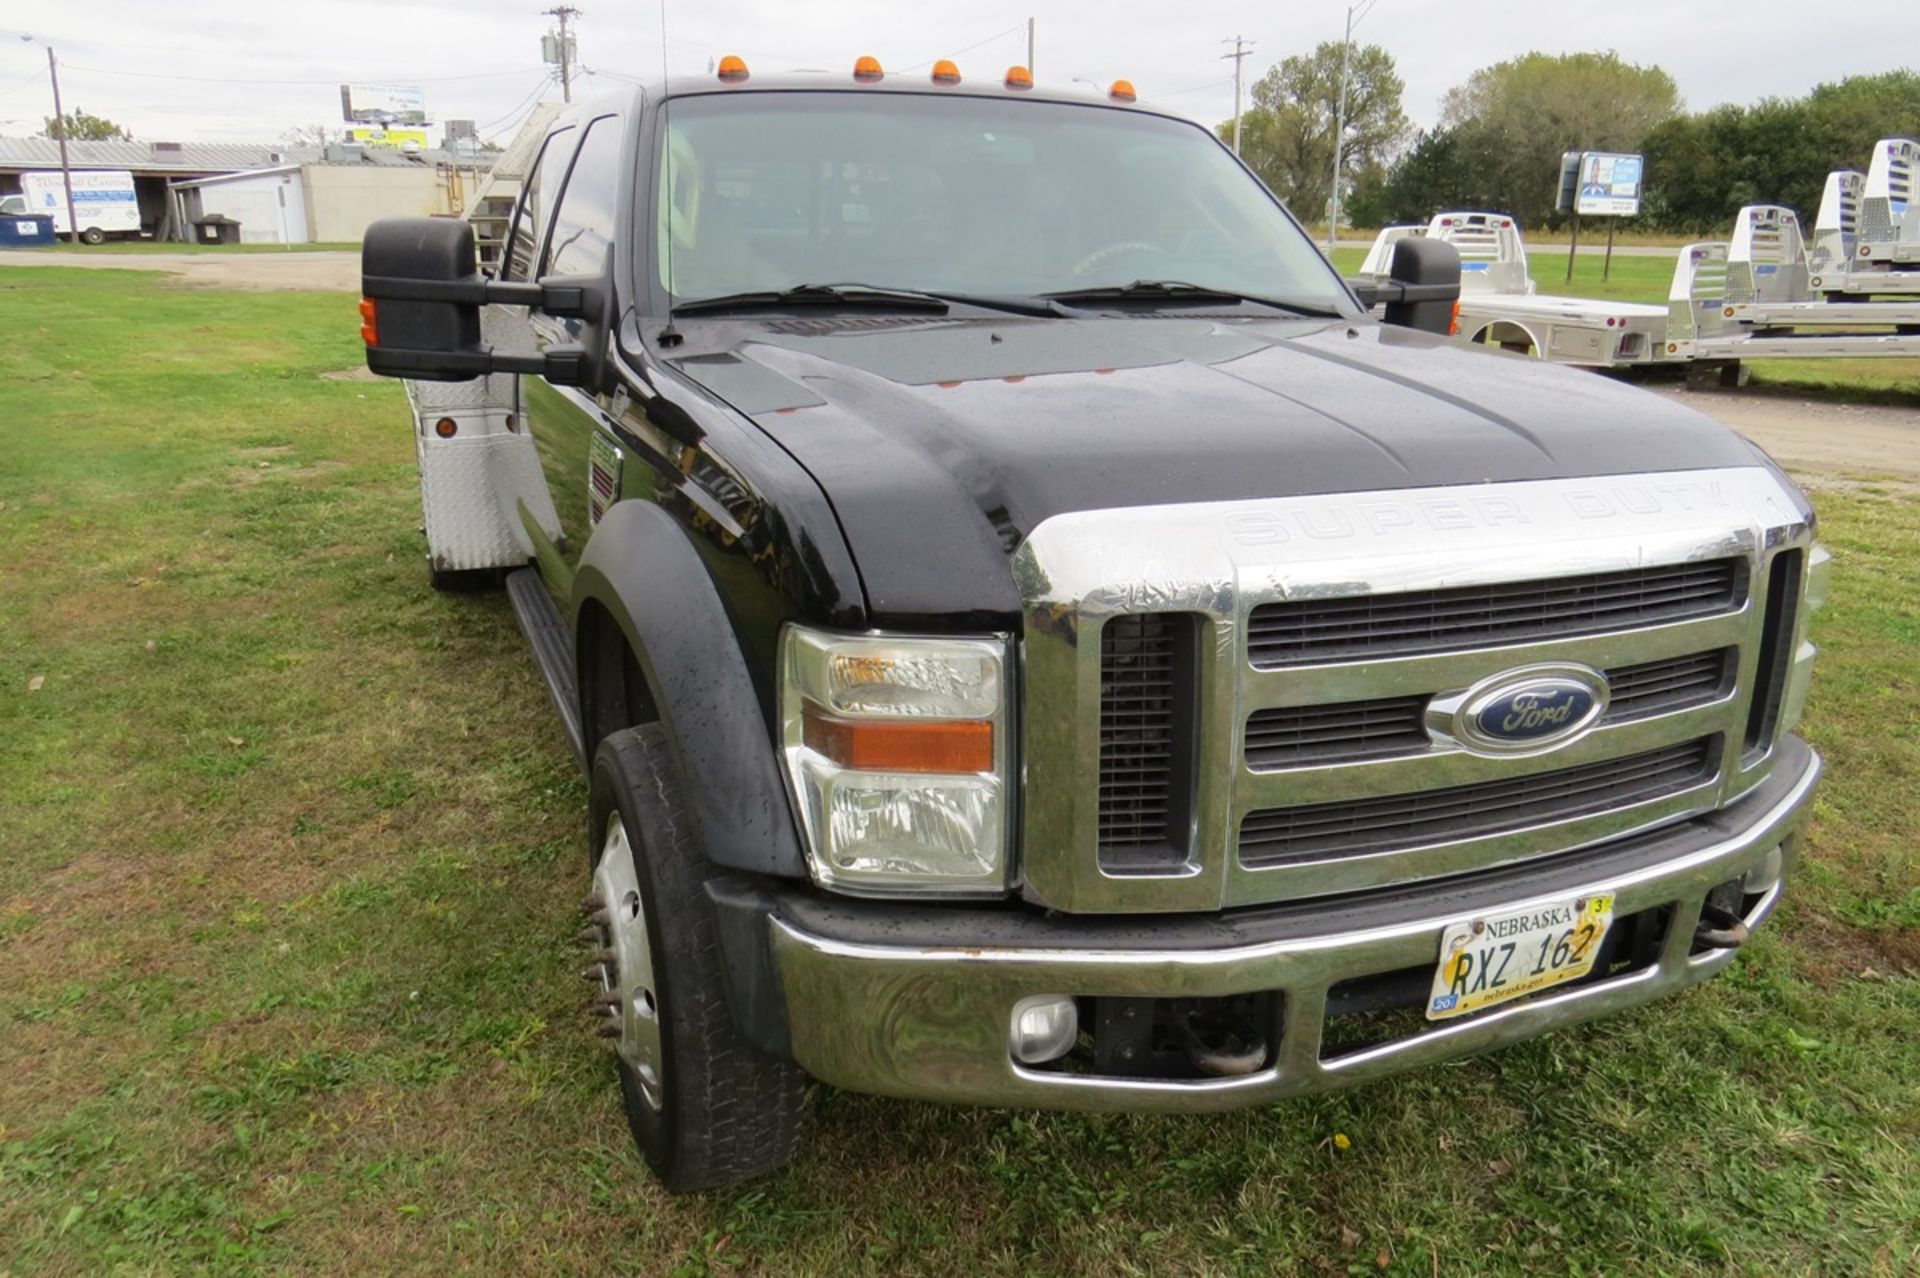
[1244,649,1737,771]
[1608,649,1735,722]
[1096,613,1195,869]
[1014,467,1814,914]
[1745,549,1804,756]
[1247,559,1746,668]
[1239,738,1719,868]
[1244,697,1428,770]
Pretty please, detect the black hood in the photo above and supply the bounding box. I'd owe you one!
[668,314,1763,622]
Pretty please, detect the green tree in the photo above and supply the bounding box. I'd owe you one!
[1219,41,1409,221]
[1437,52,1679,227]
[42,109,132,142]
[1365,121,1516,226]
[1639,72,1920,233]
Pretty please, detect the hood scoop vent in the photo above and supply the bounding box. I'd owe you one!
[759,315,951,337]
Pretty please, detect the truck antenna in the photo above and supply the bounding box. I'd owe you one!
[656,0,681,347]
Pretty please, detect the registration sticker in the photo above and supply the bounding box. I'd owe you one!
[1426,894,1614,1020]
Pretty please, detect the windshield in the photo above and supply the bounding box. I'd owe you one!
[655,91,1352,311]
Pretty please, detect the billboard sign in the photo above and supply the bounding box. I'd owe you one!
[346,127,431,151]
[340,83,427,127]
[1574,152,1643,217]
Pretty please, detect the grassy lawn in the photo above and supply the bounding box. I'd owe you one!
[8,241,363,255]
[1,265,1917,1276]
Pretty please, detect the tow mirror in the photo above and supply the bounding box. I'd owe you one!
[360,217,596,384]
[1380,238,1461,336]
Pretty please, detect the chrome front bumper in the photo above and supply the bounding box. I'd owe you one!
[768,741,1819,1113]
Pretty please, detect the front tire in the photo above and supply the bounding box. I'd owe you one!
[584,725,807,1192]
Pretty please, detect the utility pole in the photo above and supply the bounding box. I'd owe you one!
[543,6,581,103]
[1026,17,1035,76]
[1328,0,1377,251]
[22,39,82,246]
[1221,35,1253,157]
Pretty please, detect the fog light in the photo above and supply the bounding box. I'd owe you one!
[1743,845,1785,896]
[1010,995,1078,1065]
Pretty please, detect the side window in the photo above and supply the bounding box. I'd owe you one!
[543,116,625,279]
[502,126,573,281]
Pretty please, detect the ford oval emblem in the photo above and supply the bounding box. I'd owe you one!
[1445,665,1610,755]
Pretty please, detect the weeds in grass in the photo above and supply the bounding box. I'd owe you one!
[1,266,1916,1275]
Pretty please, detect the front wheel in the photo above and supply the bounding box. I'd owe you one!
[79,226,105,246]
[583,725,807,1192]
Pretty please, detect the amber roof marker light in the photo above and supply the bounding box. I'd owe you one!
[1004,65,1033,91]
[854,55,884,83]
[931,59,961,86]
[1108,79,1137,103]
[717,55,749,83]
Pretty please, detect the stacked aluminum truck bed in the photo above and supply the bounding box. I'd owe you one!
[1358,140,1920,374]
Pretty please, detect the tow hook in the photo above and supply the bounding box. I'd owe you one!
[1693,902,1751,950]
[1169,1007,1268,1077]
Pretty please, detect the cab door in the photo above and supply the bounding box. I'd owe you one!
[486,123,574,579]
[522,113,629,604]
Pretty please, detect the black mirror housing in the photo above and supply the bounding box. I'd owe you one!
[1381,238,1462,336]
[360,218,599,384]
[362,218,493,382]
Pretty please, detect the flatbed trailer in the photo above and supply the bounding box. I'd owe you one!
[1356,207,1920,372]
[1805,146,1920,295]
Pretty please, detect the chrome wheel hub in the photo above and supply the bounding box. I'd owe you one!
[585,814,663,1111]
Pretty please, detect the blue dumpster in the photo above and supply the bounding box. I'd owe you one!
[0,213,57,247]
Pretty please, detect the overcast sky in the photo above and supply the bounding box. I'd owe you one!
[2,0,1913,146]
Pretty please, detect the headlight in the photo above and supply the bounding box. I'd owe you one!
[780,626,1012,896]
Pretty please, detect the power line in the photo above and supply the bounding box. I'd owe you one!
[478,73,556,136]
[901,23,1026,73]
[0,68,44,98]
[60,63,547,86]
[1154,76,1233,98]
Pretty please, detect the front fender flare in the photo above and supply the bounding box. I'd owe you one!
[572,501,806,878]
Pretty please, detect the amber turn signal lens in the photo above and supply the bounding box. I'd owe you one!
[434,417,458,438]
[931,59,961,85]
[1449,300,1462,337]
[1108,79,1136,102]
[854,55,884,83]
[1004,65,1033,90]
[803,706,994,774]
[717,55,749,83]
[357,297,378,346]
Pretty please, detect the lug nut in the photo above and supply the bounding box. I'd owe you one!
[580,965,607,983]
[596,1022,622,1038]
[580,895,605,915]
[575,927,603,945]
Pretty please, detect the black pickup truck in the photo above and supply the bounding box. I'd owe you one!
[358,63,1825,1191]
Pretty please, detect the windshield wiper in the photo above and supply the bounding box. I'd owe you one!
[672,283,1067,318]
[1043,279,1342,317]
[672,283,951,317]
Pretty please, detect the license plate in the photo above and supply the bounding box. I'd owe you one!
[1425,894,1614,1020]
